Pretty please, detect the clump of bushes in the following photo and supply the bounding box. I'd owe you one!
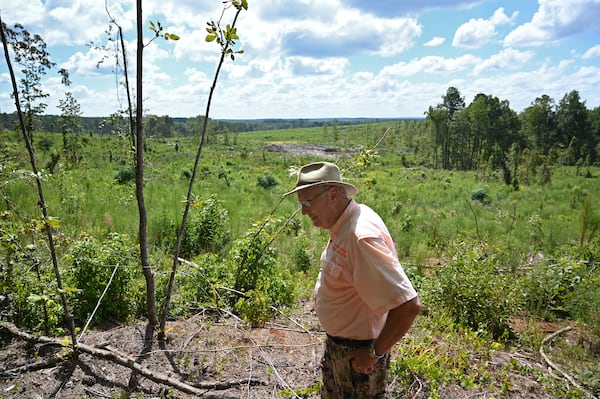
[170,217,297,327]
[180,195,232,257]
[65,232,142,325]
[114,166,135,184]
[230,218,296,326]
[256,173,278,189]
[426,240,520,339]
[471,187,491,205]
[155,195,232,258]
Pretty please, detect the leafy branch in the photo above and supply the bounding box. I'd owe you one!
[159,0,248,340]
[148,20,180,44]
[205,0,247,60]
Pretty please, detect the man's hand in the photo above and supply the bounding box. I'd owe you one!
[343,347,379,374]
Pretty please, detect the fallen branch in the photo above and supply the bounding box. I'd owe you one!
[539,325,595,398]
[0,348,69,377]
[1,321,265,395]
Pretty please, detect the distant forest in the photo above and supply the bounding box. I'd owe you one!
[0,112,405,137]
[2,87,599,175]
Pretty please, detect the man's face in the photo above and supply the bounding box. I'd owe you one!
[297,186,335,229]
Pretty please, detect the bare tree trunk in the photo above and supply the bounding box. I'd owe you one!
[127,0,158,390]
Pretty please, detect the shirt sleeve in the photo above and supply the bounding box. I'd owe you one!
[352,236,418,315]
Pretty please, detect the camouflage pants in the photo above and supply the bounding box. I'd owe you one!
[321,335,390,399]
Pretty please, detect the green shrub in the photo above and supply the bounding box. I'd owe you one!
[471,187,490,205]
[569,266,600,340]
[0,214,65,334]
[427,241,520,339]
[564,241,600,340]
[179,195,232,257]
[522,255,588,320]
[164,253,229,317]
[6,270,64,335]
[114,166,135,184]
[234,289,272,327]
[256,173,278,189]
[229,218,297,326]
[291,233,314,273]
[65,233,140,325]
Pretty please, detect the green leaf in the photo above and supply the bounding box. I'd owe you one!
[45,216,61,228]
[165,33,180,41]
[206,34,217,42]
[60,286,82,295]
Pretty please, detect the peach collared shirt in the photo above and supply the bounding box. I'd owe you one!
[314,201,418,340]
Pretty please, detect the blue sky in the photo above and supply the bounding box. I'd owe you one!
[1,0,599,119]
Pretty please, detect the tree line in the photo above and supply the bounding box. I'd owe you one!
[0,111,393,137]
[425,87,600,180]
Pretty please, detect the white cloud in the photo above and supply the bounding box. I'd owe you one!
[453,7,517,49]
[424,37,446,47]
[1,0,599,118]
[380,54,481,77]
[473,48,535,75]
[61,47,115,77]
[504,0,600,47]
[582,44,600,59]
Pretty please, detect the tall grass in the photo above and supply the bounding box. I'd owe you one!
[4,125,599,268]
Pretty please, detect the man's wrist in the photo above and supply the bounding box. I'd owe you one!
[368,341,385,359]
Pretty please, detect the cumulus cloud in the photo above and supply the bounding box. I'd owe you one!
[284,57,349,77]
[453,7,518,49]
[424,37,446,47]
[380,54,481,77]
[504,0,600,47]
[473,48,535,74]
[280,9,422,57]
[582,44,600,59]
[61,46,117,77]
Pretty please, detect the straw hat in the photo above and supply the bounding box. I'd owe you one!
[284,161,358,196]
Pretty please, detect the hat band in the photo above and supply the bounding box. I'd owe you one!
[297,180,327,186]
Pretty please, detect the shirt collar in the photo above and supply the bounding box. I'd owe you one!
[329,200,358,237]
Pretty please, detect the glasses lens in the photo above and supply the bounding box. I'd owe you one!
[299,188,329,208]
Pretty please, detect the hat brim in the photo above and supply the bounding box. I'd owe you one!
[283,181,358,197]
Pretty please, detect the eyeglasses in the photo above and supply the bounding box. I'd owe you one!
[299,187,330,208]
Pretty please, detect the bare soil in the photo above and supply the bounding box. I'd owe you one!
[0,299,583,399]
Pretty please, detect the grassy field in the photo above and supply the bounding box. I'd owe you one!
[1,121,599,397]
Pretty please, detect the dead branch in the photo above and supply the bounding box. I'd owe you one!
[539,325,595,398]
[0,348,69,377]
[1,321,265,395]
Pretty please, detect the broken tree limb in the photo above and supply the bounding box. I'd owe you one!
[539,325,595,398]
[0,349,69,377]
[0,321,265,395]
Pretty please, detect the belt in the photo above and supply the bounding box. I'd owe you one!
[327,334,372,348]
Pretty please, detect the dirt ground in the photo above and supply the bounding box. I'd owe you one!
[0,298,584,399]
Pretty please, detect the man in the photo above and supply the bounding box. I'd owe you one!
[284,161,421,398]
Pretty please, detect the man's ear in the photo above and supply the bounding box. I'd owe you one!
[329,187,339,201]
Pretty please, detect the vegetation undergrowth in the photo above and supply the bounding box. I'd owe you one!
[1,120,599,396]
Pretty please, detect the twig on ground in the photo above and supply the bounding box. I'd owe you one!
[0,349,68,377]
[268,307,311,334]
[253,337,302,399]
[0,320,264,395]
[540,325,595,398]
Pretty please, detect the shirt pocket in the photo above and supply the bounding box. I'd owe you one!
[321,258,346,281]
